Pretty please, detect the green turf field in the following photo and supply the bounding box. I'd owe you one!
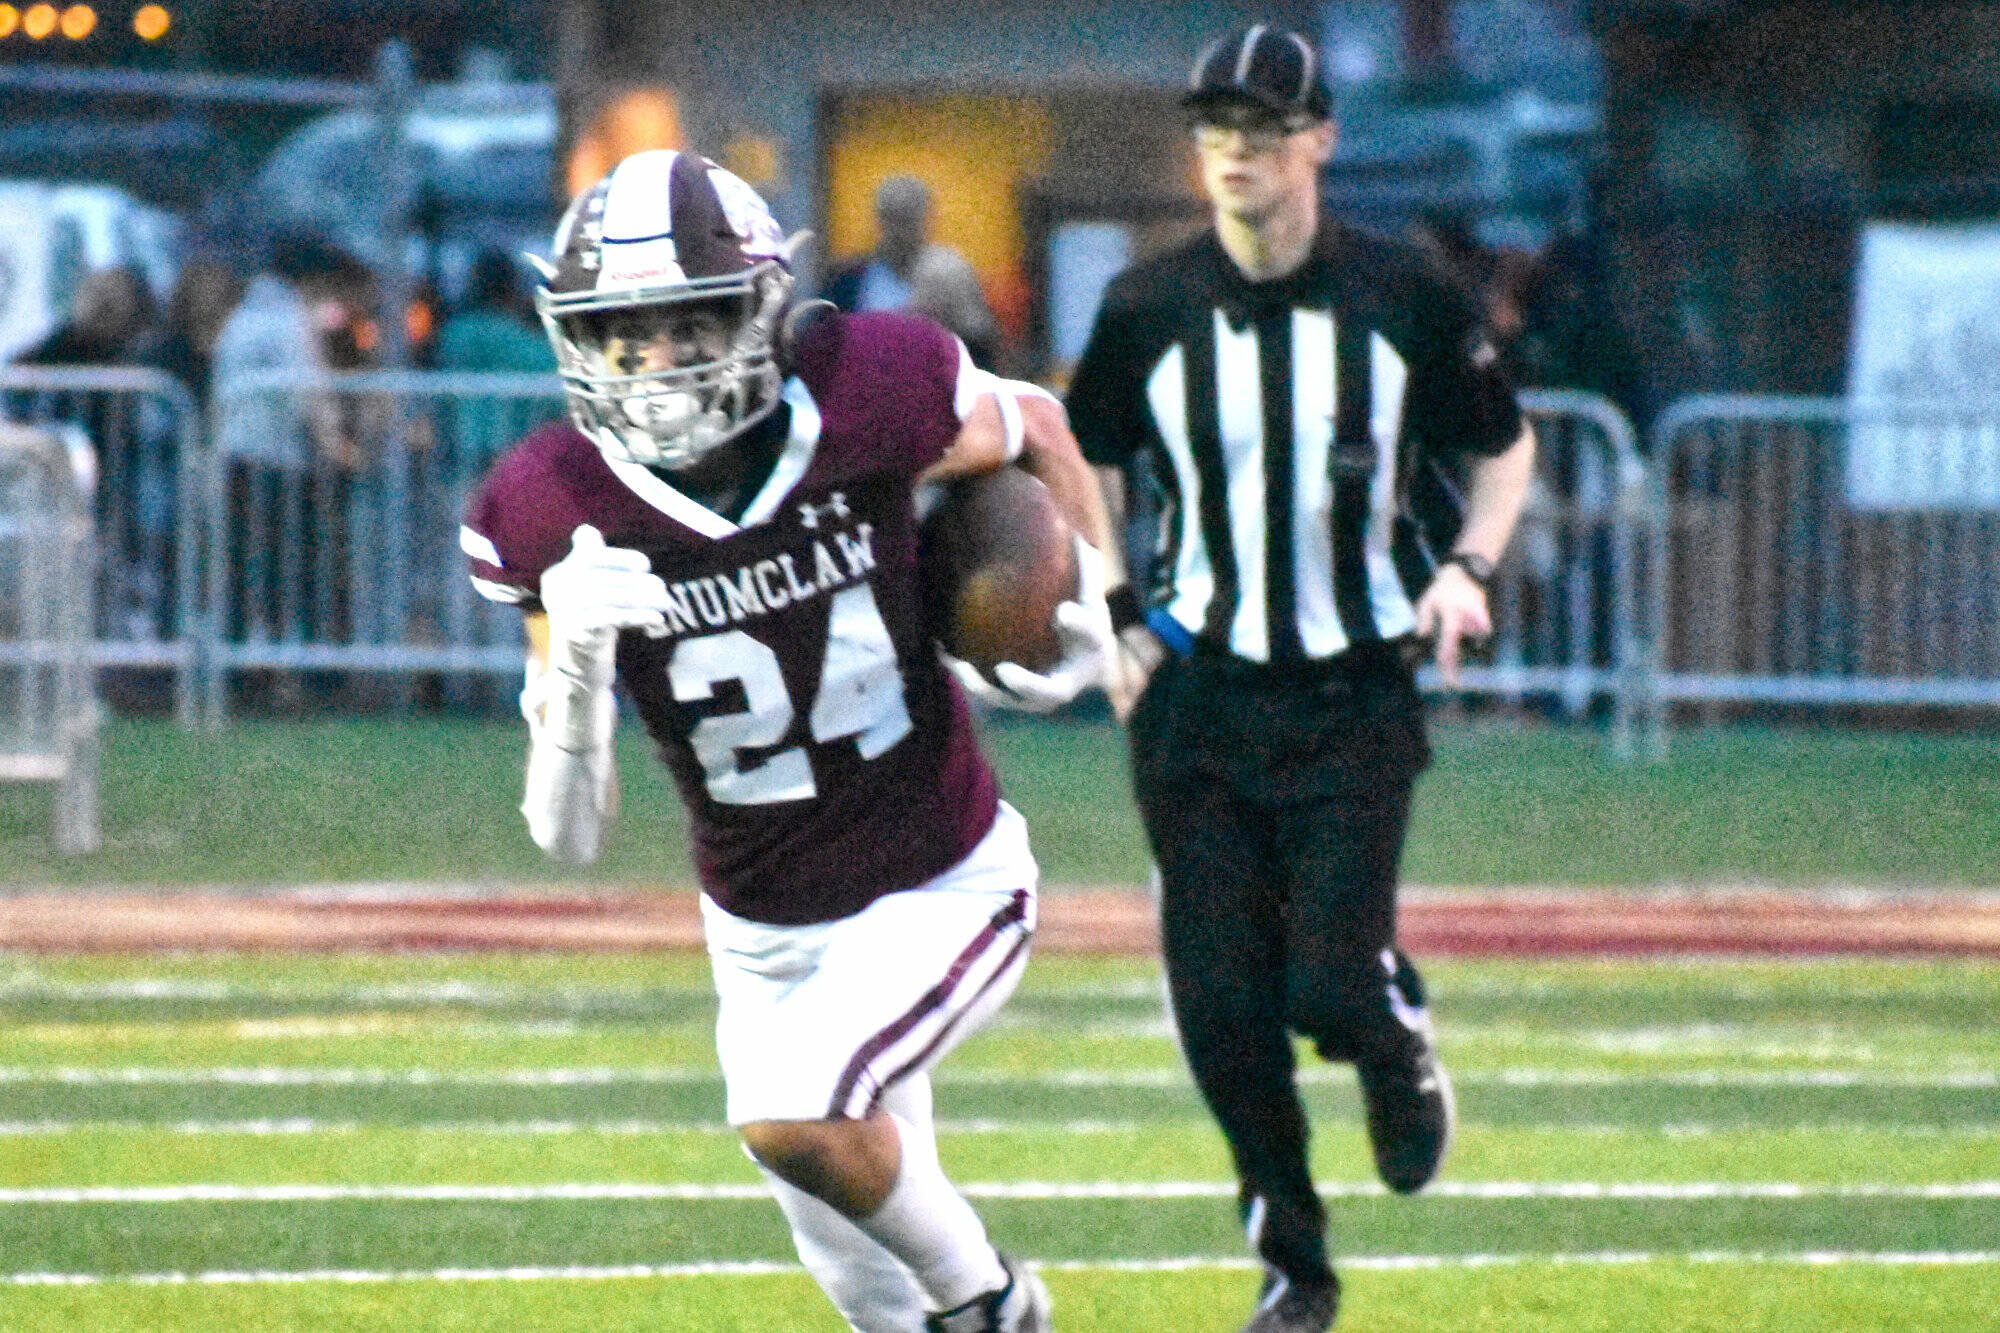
[2,951,1995,1331]
[1,716,1997,885]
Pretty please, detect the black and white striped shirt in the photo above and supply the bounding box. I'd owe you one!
[1067,224,1522,665]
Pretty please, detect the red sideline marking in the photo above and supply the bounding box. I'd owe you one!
[3,888,2000,956]
[1399,889,2000,958]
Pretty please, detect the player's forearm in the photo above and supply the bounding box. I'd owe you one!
[927,381,1119,564]
[522,723,612,863]
[518,617,617,864]
[1017,398,1119,567]
[1452,421,1536,564]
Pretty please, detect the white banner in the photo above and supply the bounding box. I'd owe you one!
[1846,221,2000,510]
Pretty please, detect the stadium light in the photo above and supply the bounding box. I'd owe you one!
[22,1,55,37]
[0,4,18,38]
[132,2,166,40]
[58,2,91,37]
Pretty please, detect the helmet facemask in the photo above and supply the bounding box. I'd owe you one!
[540,260,792,471]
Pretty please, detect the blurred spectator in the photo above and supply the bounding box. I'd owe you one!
[1483,247,1547,361]
[1407,209,1494,294]
[312,252,384,383]
[211,237,365,710]
[436,249,552,376]
[1410,214,1650,714]
[1406,208,1645,431]
[422,249,561,708]
[1508,230,1648,436]
[98,259,249,683]
[406,280,443,370]
[141,259,246,404]
[432,249,557,493]
[1406,208,1538,358]
[211,236,353,472]
[822,175,1001,369]
[12,265,155,367]
[8,265,161,696]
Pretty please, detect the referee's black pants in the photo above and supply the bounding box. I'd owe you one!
[1127,644,1432,1287]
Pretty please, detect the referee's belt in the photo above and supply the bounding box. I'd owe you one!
[1146,609,1416,679]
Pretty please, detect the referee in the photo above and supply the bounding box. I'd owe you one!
[1066,25,1535,1333]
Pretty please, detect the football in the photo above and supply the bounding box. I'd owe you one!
[920,466,1079,681]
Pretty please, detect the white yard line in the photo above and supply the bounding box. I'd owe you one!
[0,977,1162,1005]
[16,986,1997,1051]
[1048,1249,2000,1273]
[0,979,610,1004]
[0,1118,1152,1136]
[3,1118,1998,1138]
[0,1065,1991,1088]
[0,1067,720,1086]
[7,1250,1999,1287]
[3,1180,1998,1205]
[1452,1068,2000,1088]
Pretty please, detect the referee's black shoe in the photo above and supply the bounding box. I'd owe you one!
[1356,951,1456,1194]
[1238,1265,1339,1332]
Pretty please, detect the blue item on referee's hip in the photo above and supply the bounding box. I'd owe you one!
[1145,608,1196,657]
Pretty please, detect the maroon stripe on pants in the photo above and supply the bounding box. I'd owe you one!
[866,929,1033,1117]
[826,889,1031,1119]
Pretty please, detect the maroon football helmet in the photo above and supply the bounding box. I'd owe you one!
[532,150,793,469]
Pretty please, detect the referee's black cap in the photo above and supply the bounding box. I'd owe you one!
[1184,23,1333,122]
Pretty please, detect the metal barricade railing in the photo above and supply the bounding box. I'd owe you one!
[1652,394,2000,717]
[1424,388,1659,758]
[0,365,204,725]
[0,423,101,852]
[9,365,1665,753]
[201,369,565,723]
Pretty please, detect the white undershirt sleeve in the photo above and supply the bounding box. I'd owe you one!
[519,648,617,864]
[949,339,1059,465]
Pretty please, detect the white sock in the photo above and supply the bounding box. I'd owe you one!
[852,1110,1008,1311]
[759,1163,927,1333]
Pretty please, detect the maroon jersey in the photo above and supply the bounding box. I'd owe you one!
[464,312,1000,925]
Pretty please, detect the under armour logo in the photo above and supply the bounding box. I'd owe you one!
[798,493,850,529]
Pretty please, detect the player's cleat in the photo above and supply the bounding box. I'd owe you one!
[923,1254,1052,1333]
[1238,1266,1339,1332]
[1357,952,1455,1195]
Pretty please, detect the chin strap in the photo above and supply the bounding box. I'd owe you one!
[779,298,838,359]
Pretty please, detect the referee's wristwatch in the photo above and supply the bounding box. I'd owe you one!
[1441,550,1495,594]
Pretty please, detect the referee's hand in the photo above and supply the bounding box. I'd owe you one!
[1110,624,1164,721]
[1413,563,1493,688]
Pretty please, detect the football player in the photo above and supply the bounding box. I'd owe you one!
[461,148,1120,1332]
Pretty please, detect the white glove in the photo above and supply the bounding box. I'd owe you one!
[534,524,672,749]
[948,535,1116,714]
[542,525,671,666]
[542,524,673,645]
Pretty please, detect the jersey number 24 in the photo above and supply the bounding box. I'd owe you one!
[666,582,912,805]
